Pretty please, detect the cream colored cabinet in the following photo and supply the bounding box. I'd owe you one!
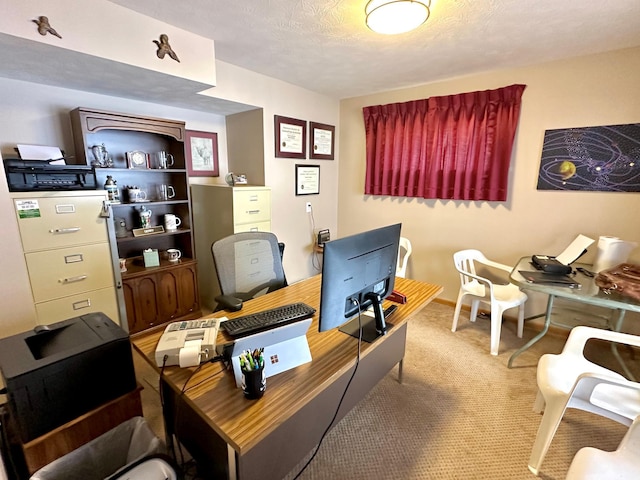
[191,184,271,310]
[11,191,120,326]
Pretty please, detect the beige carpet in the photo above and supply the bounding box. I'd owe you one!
[134,302,638,480]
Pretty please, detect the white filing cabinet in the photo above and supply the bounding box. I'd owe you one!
[191,184,271,310]
[11,191,120,326]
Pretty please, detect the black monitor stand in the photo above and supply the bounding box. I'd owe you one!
[339,293,395,343]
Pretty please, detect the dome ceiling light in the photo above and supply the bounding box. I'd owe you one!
[365,0,431,35]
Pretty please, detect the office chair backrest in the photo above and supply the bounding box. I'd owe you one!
[211,231,287,302]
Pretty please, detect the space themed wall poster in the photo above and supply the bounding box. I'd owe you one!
[537,123,640,192]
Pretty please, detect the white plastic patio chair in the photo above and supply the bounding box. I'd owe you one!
[528,326,640,476]
[451,249,527,355]
[565,415,640,479]
[396,236,412,278]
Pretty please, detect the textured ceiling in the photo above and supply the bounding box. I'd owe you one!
[109,0,640,99]
[1,0,639,114]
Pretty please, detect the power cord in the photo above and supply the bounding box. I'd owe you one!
[180,356,226,394]
[307,205,323,271]
[293,299,363,479]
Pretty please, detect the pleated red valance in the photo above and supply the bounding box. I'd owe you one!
[363,84,526,201]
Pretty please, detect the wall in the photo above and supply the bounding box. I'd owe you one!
[206,62,340,279]
[0,60,340,337]
[338,47,640,321]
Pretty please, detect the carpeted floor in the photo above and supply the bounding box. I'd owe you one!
[134,301,639,480]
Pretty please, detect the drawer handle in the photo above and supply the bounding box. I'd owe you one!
[60,275,88,284]
[247,210,260,215]
[64,254,84,264]
[55,204,76,214]
[249,195,259,202]
[250,227,259,232]
[72,299,91,310]
[50,227,81,234]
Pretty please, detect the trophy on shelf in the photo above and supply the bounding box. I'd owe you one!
[90,143,113,167]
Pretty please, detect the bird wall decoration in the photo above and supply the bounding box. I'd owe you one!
[32,16,62,39]
[153,34,180,63]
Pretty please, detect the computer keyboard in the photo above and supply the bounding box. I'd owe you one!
[221,302,316,338]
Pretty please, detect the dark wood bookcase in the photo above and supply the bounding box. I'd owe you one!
[70,107,201,333]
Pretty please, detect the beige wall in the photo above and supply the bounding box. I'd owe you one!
[338,47,640,318]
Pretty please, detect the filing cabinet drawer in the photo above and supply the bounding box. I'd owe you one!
[233,189,271,225]
[14,195,107,252]
[234,221,271,233]
[25,243,114,303]
[34,287,119,325]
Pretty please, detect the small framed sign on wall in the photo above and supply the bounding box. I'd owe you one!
[295,164,320,195]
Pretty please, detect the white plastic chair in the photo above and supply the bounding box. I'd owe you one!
[396,236,412,278]
[451,249,527,355]
[565,415,640,480]
[528,326,640,476]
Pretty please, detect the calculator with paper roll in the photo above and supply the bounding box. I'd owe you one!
[154,318,223,367]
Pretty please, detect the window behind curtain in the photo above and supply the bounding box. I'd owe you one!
[363,84,526,202]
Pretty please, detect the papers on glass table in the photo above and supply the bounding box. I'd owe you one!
[555,234,595,265]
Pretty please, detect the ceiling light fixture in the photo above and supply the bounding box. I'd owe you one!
[365,0,431,35]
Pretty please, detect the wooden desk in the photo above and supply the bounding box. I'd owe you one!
[132,275,442,480]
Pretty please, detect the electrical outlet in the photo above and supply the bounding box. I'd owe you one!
[305,202,312,213]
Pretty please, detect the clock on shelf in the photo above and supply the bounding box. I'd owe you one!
[126,150,149,169]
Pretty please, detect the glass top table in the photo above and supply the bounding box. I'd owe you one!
[508,257,640,377]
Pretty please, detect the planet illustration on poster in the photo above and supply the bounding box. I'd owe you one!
[558,160,577,180]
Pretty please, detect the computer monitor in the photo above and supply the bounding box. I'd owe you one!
[318,223,401,343]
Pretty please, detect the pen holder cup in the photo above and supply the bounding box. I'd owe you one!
[242,366,266,400]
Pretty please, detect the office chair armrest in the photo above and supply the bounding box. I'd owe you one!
[215,294,243,312]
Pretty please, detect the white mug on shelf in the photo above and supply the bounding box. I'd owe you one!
[164,214,182,231]
[166,248,182,262]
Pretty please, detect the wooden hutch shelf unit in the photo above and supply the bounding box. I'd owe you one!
[70,107,201,333]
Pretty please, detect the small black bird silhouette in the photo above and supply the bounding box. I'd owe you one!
[32,16,62,39]
[153,34,180,63]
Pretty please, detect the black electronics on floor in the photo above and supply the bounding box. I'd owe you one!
[0,312,136,443]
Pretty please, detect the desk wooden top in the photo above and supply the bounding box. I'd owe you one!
[132,275,442,455]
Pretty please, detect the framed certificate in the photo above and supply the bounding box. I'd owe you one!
[275,115,306,159]
[309,122,335,160]
[295,164,320,195]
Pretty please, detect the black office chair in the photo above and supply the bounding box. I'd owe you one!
[211,231,287,312]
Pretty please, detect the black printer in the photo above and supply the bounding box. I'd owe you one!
[0,313,136,442]
[3,158,97,192]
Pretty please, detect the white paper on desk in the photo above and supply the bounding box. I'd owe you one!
[555,234,595,265]
[17,144,65,164]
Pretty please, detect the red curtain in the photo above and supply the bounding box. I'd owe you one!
[363,84,526,201]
